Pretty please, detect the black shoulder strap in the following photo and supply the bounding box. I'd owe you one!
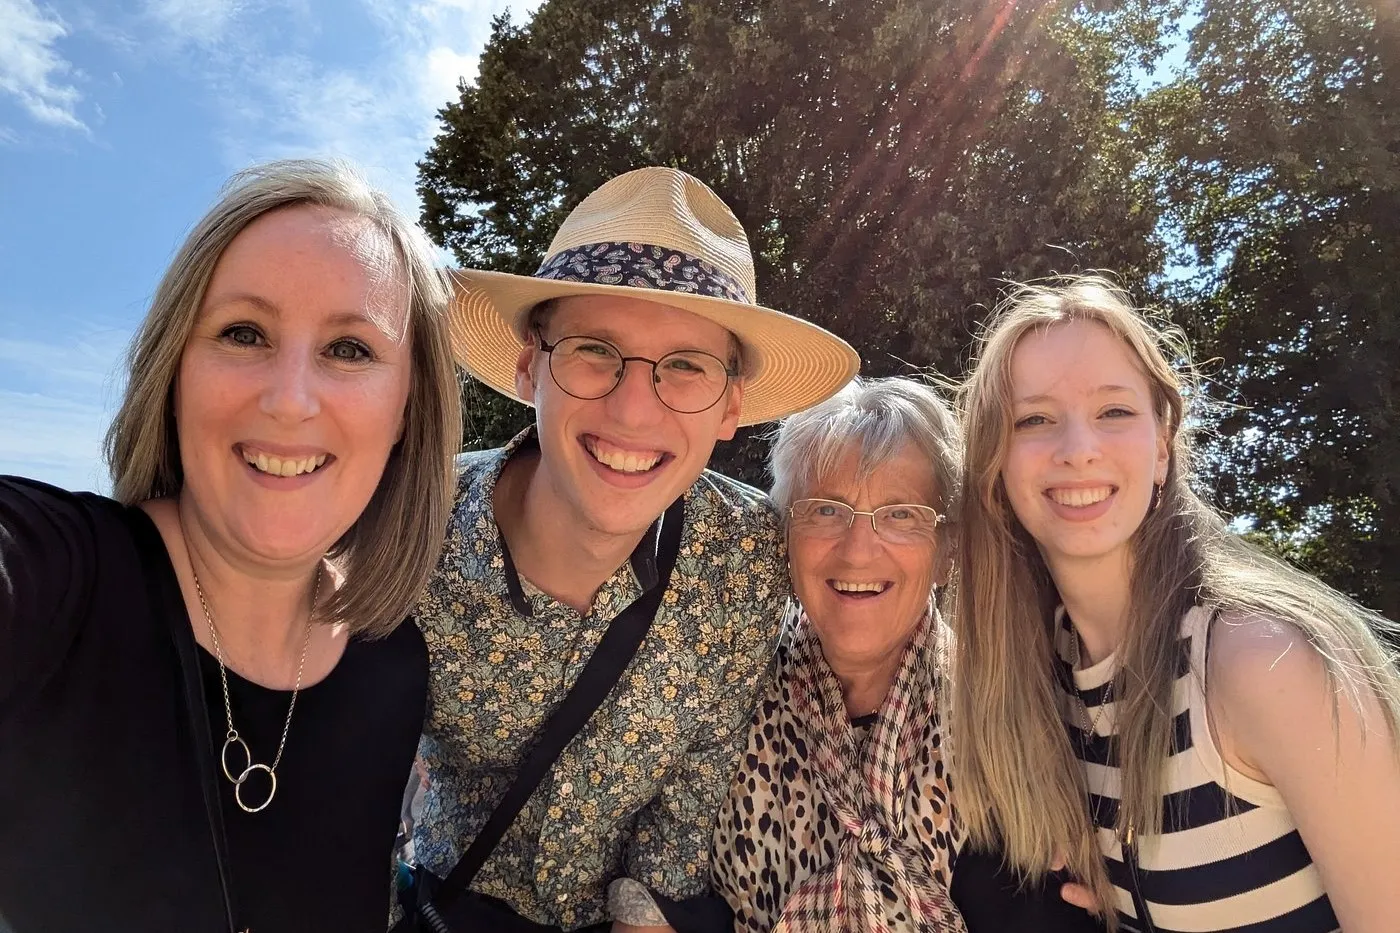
[433,495,686,909]
[133,510,240,933]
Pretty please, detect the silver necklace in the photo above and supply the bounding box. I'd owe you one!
[192,567,318,813]
[1083,678,1113,737]
[1069,630,1115,738]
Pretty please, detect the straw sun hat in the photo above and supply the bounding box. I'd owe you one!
[448,167,860,426]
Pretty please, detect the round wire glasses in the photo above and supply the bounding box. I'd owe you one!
[538,333,738,414]
[788,497,945,545]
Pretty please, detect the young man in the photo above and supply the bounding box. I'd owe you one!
[407,168,859,933]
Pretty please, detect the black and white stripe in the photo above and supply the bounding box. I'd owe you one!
[1055,607,1339,933]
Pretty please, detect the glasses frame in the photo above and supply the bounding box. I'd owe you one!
[536,332,740,415]
[787,497,947,541]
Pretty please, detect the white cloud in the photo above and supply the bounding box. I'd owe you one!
[142,0,252,48]
[167,0,542,217]
[0,0,86,130]
[0,391,113,492]
[420,44,480,116]
[0,316,129,492]
[0,332,122,394]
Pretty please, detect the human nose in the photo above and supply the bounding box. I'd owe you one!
[258,344,322,422]
[1054,415,1101,467]
[604,357,667,425]
[833,512,884,561]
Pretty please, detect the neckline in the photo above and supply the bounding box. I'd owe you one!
[194,639,354,697]
[1060,609,1118,689]
[481,430,675,617]
[125,502,354,696]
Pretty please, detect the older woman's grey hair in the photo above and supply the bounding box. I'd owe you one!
[768,376,963,527]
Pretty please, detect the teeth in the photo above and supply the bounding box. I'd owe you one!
[1048,486,1114,508]
[242,450,329,477]
[585,438,663,474]
[832,581,888,594]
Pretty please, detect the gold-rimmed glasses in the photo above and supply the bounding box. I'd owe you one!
[788,497,945,544]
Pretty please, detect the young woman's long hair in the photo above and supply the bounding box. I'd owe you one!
[948,274,1400,922]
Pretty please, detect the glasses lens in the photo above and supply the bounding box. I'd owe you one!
[872,505,941,544]
[652,350,731,413]
[789,499,854,537]
[549,336,624,400]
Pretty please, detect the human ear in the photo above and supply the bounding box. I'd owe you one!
[716,379,744,441]
[1154,421,1171,486]
[514,343,540,403]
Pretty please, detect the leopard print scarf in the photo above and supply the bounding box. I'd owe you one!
[758,609,966,933]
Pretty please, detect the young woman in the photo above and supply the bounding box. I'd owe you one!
[0,159,462,933]
[950,275,1400,931]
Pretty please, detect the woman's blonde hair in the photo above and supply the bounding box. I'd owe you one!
[950,274,1400,921]
[104,159,463,638]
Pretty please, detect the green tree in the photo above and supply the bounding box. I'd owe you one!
[1144,0,1400,615]
[419,0,1167,483]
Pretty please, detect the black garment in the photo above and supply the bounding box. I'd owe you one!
[952,847,1106,933]
[0,477,427,933]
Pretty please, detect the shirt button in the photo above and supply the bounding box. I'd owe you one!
[559,782,573,796]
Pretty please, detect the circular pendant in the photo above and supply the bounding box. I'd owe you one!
[234,763,278,813]
[221,735,252,784]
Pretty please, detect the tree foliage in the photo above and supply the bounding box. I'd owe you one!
[418,0,1399,612]
[1144,0,1400,615]
[419,0,1166,480]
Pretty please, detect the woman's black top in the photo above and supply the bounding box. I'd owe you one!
[0,477,428,933]
[951,848,1105,933]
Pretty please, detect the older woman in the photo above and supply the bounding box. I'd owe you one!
[712,377,1099,933]
[0,160,461,932]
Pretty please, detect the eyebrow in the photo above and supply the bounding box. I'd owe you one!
[1016,385,1137,405]
[555,324,727,356]
[203,293,379,329]
[804,493,934,509]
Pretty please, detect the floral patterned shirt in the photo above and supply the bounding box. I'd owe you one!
[411,429,788,929]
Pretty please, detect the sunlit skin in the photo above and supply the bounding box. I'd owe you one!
[998,324,1400,930]
[145,204,412,686]
[789,441,1102,914]
[788,443,945,717]
[503,295,743,611]
[1001,319,1168,595]
[174,204,412,567]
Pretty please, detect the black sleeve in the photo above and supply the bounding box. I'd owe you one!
[0,477,99,714]
[653,888,733,933]
[951,845,1106,933]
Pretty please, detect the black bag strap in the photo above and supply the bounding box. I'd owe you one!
[432,495,686,910]
[134,509,240,933]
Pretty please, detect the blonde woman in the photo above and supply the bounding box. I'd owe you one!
[949,275,1400,932]
[0,160,461,933]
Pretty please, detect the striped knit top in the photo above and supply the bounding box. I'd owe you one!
[1054,605,1339,933]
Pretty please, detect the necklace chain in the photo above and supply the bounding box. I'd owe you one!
[1069,630,1115,738]
[1083,680,1113,737]
[192,567,319,813]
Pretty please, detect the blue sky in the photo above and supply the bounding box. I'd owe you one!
[0,0,540,491]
